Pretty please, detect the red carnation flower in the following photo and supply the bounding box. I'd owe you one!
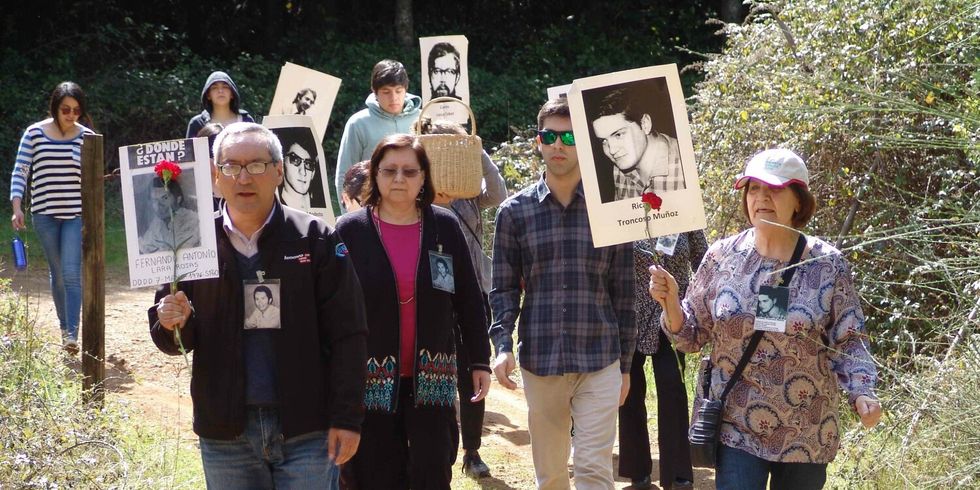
[154,160,182,184]
[641,192,662,212]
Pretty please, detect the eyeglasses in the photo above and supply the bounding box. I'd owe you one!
[218,161,273,177]
[378,167,422,179]
[59,106,82,116]
[285,152,316,172]
[537,130,576,146]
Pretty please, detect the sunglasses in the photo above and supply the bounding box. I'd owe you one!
[59,106,82,116]
[378,167,422,179]
[537,130,575,146]
[285,152,316,172]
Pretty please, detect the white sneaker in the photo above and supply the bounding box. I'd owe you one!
[63,339,79,355]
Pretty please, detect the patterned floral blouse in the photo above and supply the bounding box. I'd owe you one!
[633,231,708,354]
[665,228,878,463]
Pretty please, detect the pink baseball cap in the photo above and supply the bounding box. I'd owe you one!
[734,149,809,189]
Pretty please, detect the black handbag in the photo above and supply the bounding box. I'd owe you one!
[688,234,807,468]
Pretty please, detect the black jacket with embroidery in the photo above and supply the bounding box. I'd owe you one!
[149,204,368,439]
[336,205,491,413]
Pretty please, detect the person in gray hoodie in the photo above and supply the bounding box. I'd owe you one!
[334,60,421,212]
[186,71,254,138]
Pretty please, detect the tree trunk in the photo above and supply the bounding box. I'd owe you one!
[395,0,414,48]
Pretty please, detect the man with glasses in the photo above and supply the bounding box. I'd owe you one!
[272,126,326,211]
[150,122,368,489]
[427,42,462,100]
[491,98,635,489]
[590,84,685,200]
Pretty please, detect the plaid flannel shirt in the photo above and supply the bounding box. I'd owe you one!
[613,133,686,199]
[489,176,636,375]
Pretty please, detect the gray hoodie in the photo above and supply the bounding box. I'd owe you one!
[334,92,422,210]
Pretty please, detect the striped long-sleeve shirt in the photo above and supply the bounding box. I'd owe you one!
[10,122,93,219]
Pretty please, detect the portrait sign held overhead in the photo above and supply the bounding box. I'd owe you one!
[268,62,342,145]
[119,137,219,289]
[566,64,707,247]
[420,35,471,126]
[262,114,336,225]
[547,83,571,101]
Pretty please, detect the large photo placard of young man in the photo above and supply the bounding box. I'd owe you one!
[119,137,219,288]
[268,62,342,146]
[262,114,336,225]
[567,64,707,247]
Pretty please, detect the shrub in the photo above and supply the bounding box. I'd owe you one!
[0,279,203,486]
[689,0,979,349]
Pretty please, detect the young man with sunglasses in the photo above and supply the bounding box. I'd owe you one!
[490,97,636,489]
[591,86,685,200]
[150,122,367,489]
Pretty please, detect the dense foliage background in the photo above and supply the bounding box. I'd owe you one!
[0,0,730,185]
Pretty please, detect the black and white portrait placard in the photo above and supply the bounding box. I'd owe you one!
[547,83,571,101]
[420,35,470,126]
[262,115,336,225]
[268,62,342,145]
[244,279,282,330]
[119,137,219,288]
[566,64,707,248]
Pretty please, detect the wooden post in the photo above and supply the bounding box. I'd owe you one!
[80,134,105,406]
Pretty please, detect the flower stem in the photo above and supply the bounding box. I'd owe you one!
[165,180,190,370]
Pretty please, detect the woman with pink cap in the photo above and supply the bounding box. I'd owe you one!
[648,149,882,489]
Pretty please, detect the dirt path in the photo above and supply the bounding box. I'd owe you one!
[5,267,716,489]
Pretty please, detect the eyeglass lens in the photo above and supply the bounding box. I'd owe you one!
[539,130,575,146]
[220,161,270,176]
[286,152,316,171]
[379,168,422,178]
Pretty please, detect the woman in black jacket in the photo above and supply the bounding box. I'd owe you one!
[336,134,492,489]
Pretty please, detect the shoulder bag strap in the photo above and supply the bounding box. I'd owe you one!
[719,233,807,404]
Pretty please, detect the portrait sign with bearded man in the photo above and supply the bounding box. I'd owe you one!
[420,35,471,126]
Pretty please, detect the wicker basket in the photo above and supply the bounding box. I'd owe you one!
[414,97,483,199]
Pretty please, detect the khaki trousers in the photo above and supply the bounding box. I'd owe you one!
[522,361,622,490]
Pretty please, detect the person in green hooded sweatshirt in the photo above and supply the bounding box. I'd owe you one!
[334,59,421,212]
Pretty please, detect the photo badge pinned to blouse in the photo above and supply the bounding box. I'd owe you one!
[655,233,679,256]
[428,250,456,294]
[754,285,789,333]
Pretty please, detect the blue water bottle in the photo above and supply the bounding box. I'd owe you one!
[12,236,27,271]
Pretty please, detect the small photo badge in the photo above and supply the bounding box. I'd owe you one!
[655,233,680,256]
[754,285,789,333]
[429,251,455,294]
[244,279,282,330]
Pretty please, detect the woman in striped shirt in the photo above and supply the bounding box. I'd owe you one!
[10,81,94,354]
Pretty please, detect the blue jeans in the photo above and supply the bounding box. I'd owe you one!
[32,214,82,341]
[716,444,827,490]
[199,407,338,490]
